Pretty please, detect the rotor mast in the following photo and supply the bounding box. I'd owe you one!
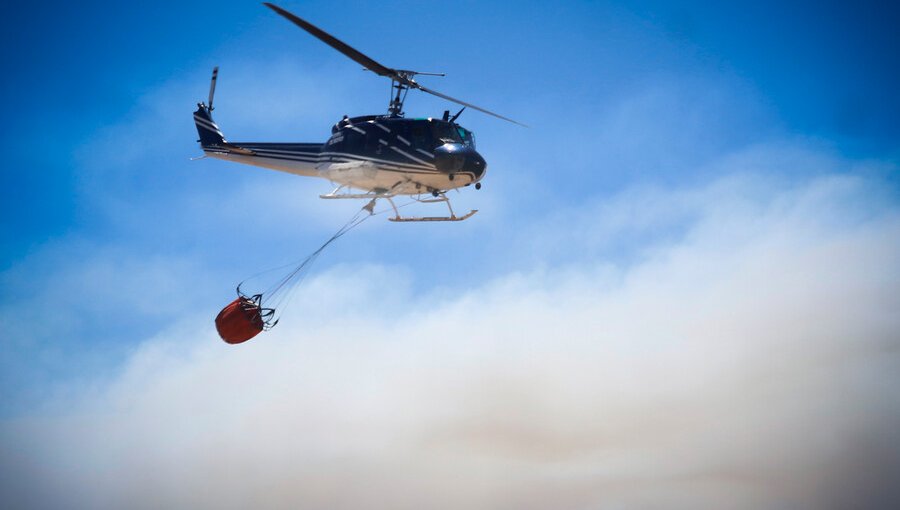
[387,70,444,117]
[389,78,407,117]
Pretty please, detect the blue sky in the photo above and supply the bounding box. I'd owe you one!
[2,1,898,262]
[2,1,899,508]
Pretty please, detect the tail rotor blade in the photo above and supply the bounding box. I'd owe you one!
[208,66,219,110]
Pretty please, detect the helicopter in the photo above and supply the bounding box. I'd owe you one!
[193,3,523,222]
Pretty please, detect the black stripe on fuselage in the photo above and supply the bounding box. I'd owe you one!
[252,153,446,176]
[215,150,468,178]
[209,142,440,172]
[242,136,440,169]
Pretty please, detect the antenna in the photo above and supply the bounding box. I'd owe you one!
[450,107,466,123]
[208,67,219,111]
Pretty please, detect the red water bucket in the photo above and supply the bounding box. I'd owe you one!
[215,297,265,344]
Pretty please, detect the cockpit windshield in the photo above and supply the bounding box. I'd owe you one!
[430,121,463,144]
[429,120,476,148]
[456,126,475,148]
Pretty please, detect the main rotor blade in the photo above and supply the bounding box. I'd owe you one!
[263,3,398,79]
[263,3,524,126]
[416,84,528,127]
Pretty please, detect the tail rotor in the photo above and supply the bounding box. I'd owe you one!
[194,67,226,147]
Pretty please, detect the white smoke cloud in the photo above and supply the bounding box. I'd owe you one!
[2,154,898,509]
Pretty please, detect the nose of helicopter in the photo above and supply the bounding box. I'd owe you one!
[434,143,487,181]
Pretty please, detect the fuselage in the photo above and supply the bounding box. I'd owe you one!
[198,110,487,196]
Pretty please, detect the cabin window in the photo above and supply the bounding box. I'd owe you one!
[341,128,364,152]
[409,121,433,149]
[365,129,382,154]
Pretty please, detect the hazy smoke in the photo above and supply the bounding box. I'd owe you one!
[2,170,899,510]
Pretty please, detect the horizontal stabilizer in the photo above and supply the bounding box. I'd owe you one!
[219,142,255,155]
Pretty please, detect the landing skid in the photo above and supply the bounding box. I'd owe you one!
[320,185,478,222]
[388,209,478,222]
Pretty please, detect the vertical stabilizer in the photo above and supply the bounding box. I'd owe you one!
[193,104,226,147]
